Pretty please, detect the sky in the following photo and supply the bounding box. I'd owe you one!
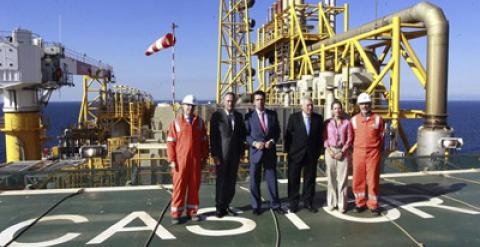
[1,0,479,101]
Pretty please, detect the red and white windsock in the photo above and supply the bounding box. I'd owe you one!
[145,33,176,56]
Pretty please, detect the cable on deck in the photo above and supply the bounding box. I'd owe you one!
[239,185,282,247]
[3,188,84,247]
[143,185,172,247]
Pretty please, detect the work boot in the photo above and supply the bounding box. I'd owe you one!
[189,214,201,222]
[171,217,180,225]
[370,208,381,216]
[353,206,366,213]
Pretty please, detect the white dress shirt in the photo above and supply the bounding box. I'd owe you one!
[256,109,268,130]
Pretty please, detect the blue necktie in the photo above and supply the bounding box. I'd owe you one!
[305,116,311,135]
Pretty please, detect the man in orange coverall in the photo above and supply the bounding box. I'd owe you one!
[351,93,385,216]
[167,94,209,224]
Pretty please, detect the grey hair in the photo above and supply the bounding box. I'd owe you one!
[300,95,313,105]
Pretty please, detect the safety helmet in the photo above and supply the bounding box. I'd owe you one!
[182,94,197,105]
[357,92,372,104]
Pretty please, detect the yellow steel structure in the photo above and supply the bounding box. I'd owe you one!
[78,75,108,131]
[252,1,430,154]
[254,1,348,104]
[310,17,426,152]
[1,112,44,162]
[216,0,254,103]
[78,76,153,140]
[77,75,153,168]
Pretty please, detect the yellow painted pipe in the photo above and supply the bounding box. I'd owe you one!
[3,112,42,162]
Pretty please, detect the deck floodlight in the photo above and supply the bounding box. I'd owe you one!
[80,145,107,158]
[439,137,464,150]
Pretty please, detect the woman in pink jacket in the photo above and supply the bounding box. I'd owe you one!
[323,100,353,213]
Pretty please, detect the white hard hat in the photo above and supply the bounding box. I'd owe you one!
[182,94,197,105]
[357,92,372,104]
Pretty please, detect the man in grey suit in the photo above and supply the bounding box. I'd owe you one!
[210,92,247,218]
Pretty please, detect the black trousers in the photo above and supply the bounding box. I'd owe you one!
[216,158,240,211]
[288,154,317,207]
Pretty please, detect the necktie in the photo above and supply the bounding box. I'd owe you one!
[305,116,311,135]
[259,112,267,133]
[187,116,192,124]
[227,113,233,130]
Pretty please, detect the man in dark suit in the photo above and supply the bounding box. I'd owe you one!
[210,92,247,218]
[284,96,323,213]
[245,90,285,215]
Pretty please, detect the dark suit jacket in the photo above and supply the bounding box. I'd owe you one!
[245,109,280,164]
[284,111,323,163]
[210,109,246,162]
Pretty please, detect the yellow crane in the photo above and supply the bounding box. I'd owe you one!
[0,29,112,162]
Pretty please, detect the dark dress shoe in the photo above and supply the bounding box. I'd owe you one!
[288,205,299,213]
[353,206,366,213]
[273,207,286,214]
[216,210,227,218]
[226,207,238,216]
[304,204,318,213]
[252,208,262,215]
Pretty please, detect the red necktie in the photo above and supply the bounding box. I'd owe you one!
[259,112,267,133]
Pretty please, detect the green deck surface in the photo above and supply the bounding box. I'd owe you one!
[1,169,480,246]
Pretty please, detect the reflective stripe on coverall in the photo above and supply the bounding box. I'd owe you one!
[167,115,209,218]
[351,113,384,209]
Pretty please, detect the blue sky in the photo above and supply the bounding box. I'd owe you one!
[1,0,479,101]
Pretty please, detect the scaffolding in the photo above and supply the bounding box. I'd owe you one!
[254,1,348,101]
[216,0,255,103]
[250,1,432,154]
[78,76,154,141]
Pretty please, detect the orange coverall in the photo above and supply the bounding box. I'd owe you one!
[167,115,209,218]
[351,112,384,209]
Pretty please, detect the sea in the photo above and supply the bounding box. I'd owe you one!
[1,101,479,162]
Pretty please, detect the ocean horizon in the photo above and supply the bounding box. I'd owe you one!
[1,100,479,162]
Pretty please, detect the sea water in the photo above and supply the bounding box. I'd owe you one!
[1,101,479,162]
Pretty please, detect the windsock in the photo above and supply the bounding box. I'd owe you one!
[145,33,176,56]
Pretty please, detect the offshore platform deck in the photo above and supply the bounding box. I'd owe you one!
[1,154,480,247]
[0,1,476,246]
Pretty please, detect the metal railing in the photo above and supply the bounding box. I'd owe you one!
[2,153,479,190]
